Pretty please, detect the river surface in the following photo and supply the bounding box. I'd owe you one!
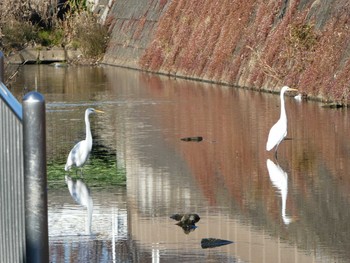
[10,64,350,262]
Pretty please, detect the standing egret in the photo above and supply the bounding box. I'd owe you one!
[65,108,104,172]
[266,86,298,158]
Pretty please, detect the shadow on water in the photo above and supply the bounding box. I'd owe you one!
[10,65,350,262]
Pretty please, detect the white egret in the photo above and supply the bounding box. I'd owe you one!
[294,93,302,101]
[65,108,104,172]
[266,86,298,158]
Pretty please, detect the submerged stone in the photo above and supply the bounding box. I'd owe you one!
[321,103,344,108]
[170,213,200,224]
[180,136,203,142]
[170,213,200,234]
[201,238,234,249]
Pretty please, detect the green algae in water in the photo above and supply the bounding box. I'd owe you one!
[47,157,126,189]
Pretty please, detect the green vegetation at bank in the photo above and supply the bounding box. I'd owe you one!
[47,158,126,189]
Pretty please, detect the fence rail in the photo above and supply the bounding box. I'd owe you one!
[0,52,48,263]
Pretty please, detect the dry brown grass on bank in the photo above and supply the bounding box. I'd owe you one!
[140,0,350,104]
[0,0,52,49]
[0,0,109,62]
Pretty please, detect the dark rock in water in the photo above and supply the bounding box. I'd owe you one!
[178,223,198,234]
[201,238,234,249]
[170,213,200,224]
[170,214,183,221]
[321,103,344,108]
[180,136,203,142]
[170,213,200,234]
[179,213,200,225]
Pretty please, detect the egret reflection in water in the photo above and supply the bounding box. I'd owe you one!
[65,175,94,234]
[266,159,293,225]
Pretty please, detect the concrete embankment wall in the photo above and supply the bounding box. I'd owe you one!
[103,0,350,103]
[102,0,169,68]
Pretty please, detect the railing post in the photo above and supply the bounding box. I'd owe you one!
[0,51,4,83]
[23,91,49,263]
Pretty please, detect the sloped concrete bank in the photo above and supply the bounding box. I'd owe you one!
[102,0,350,104]
[103,0,169,69]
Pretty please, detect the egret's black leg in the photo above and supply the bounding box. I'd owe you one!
[274,144,280,160]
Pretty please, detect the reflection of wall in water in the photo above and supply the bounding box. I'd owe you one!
[21,64,350,263]
[120,101,203,215]
[104,70,350,262]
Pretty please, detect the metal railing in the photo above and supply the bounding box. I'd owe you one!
[0,52,49,263]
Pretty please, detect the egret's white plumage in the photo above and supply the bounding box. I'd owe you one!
[65,108,104,172]
[294,94,302,101]
[266,86,297,157]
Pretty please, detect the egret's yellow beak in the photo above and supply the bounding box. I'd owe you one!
[95,109,104,113]
[287,88,298,92]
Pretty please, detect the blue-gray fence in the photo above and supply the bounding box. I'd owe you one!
[0,52,48,263]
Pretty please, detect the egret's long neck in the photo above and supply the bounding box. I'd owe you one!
[85,112,92,144]
[280,91,287,120]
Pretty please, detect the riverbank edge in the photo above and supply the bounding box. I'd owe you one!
[7,46,342,107]
[6,46,99,65]
[102,61,343,108]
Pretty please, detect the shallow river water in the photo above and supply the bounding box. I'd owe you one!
[11,64,350,262]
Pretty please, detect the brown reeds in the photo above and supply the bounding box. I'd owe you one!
[140,0,350,104]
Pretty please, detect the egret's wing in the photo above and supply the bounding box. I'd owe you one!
[65,140,89,169]
[266,120,287,151]
[65,142,80,170]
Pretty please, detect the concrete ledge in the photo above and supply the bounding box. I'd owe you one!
[7,47,83,64]
[39,47,66,62]
[21,47,39,63]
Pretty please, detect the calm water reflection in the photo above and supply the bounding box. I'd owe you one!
[11,64,350,262]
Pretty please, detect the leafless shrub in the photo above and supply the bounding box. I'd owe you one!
[246,46,283,84]
[0,0,52,53]
[71,12,109,58]
[0,0,109,61]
